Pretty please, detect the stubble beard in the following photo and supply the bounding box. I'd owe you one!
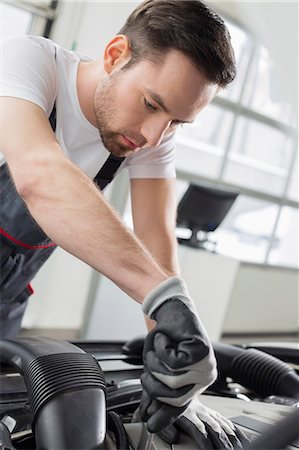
[93,76,136,157]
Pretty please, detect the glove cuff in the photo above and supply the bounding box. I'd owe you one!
[142,276,196,319]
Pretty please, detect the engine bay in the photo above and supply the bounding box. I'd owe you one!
[0,337,298,449]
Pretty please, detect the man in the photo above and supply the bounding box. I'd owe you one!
[1,0,247,446]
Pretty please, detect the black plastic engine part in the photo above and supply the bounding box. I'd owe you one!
[244,407,299,450]
[0,337,106,450]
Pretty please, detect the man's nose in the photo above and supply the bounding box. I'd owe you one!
[140,118,170,147]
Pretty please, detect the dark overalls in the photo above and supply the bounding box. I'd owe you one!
[0,106,124,338]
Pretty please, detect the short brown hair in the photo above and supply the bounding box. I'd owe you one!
[119,0,236,87]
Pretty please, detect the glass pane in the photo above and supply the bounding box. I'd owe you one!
[212,196,279,263]
[242,45,293,126]
[175,104,234,178]
[287,149,299,202]
[223,117,294,195]
[268,206,299,268]
[219,21,252,102]
[178,103,233,150]
[230,117,293,170]
[1,4,32,38]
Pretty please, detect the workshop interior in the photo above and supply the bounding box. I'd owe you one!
[1,1,298,449]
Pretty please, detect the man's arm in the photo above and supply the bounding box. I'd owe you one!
[130,178,180,275]
[1,97,168,302]
[130,177,180,329]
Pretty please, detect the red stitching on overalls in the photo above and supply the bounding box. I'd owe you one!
[0,228,56,249]
[27,283,34,295]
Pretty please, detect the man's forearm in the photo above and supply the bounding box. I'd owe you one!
[136,229,180,276]
[135,225,181,330]
[21,155,168,302]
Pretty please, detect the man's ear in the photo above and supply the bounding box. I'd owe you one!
[103,35,131,74]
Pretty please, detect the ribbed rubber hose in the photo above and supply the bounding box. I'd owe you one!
[213,342,299,400]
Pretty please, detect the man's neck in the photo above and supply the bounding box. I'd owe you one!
[76,60,104,127]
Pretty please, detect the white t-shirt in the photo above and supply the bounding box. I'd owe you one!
[0,35,176,181]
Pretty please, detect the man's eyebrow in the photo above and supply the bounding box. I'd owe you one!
[145,89,170,113]
[145,88,194,124]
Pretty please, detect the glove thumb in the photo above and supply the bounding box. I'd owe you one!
[158,423,179,445]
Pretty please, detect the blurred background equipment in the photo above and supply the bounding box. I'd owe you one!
[177,182,239,251]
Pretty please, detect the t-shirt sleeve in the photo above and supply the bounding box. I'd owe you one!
[0,35,57,115]
[125,132,176,179]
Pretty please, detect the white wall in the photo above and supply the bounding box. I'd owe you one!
[223,264,299,334]
[52,1,138,55]
[22,248,93,330]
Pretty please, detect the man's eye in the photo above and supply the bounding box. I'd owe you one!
[144,99,158,111]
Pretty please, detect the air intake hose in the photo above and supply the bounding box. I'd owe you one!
[0,336,106,449]
[213,342,299,400]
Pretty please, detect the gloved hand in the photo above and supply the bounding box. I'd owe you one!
[158,395,250,449]
[140,277,217,432]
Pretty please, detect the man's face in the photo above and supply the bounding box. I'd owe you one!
[93,49,218,157]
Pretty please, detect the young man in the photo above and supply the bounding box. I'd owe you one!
[1,0,245,443]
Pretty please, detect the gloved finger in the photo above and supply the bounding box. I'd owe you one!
[213,414,249,447]
[139,389,152,422]
[193,415,242,449]
[224,433,244,450]
[144,350,209,388]
[157,423,179,445]
[193,403,240,441]
[141,370,194,405]
[234,426,251,446]
[153,331,209,369]
[209,416,245,449]
[142,329,155,356]
[205,422,234,449]
[140,390,174,425]
[212,411,238,435]
[208,410,237,437]
[176,416,214,449]
[147,398,161,417]
[146,402,186,433]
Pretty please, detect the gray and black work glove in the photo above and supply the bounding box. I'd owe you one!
[158,394,250,449]
[140,277,217,432]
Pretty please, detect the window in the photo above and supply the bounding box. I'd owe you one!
[224,117,294,196]
[218,21,252,103]
[241,45,293,126]
[175,105,234,178]
[1,3,33,38]
[175,16,298,268]
[287,152,299,203]
[213,197,280,264]
[1,1,58,39]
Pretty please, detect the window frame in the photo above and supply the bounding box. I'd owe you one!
[2,0,59,37]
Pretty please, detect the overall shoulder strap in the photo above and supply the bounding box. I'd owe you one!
[48,104,125,190]
[94,154,125,190]
[49,104,57,131]
[49,48,57,132]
